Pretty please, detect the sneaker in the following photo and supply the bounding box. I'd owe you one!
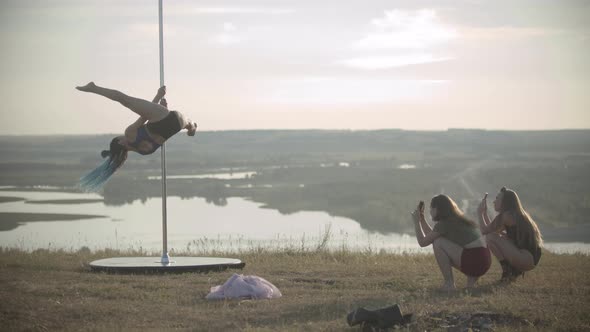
[374,304,404,328]
[500,260,515,282]
[347,307,378,327]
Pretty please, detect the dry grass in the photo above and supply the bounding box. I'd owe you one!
[0,247,589,331]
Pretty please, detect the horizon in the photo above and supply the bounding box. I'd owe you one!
[1,0,589,135]
[1,127,590,138]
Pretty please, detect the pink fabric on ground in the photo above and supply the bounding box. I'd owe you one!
[206,274,282,300]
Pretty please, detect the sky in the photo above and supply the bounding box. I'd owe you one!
[0,0,589,135]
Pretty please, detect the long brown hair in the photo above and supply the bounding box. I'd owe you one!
[430,194,476,227]
[500,187,543,248]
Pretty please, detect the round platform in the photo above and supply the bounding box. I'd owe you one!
[90,256,245,274]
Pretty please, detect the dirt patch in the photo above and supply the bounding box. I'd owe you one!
[422,311,546,331]
[290,277,336,285]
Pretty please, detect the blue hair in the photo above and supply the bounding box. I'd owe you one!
[78,137,128,192]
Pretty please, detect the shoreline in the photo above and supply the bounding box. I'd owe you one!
[0,207,588,254]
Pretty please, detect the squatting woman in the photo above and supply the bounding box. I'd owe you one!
[412,195,491,291]
[478,187,543,281]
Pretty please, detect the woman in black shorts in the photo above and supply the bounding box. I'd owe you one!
[478,187,543,281]
[76,82,197,191]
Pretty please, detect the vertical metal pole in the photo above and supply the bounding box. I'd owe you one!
[158,0,170,264]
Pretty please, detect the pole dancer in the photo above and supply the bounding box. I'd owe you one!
[76,82,197,191]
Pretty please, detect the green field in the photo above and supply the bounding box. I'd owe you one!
[0,248,588,331]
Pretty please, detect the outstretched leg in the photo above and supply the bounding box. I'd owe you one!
[76,82,169,122]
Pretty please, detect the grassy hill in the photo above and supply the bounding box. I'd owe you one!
[0,248,588,331]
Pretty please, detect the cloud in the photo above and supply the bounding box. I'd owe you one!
[212,22,241,45]
[339,9,457,71]
[261,77,449,105]
[355,9,457,50]
[458,26,564,41]
[192,7,295,15]
[337,54,453,70]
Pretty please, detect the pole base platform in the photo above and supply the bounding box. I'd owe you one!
[90,256,245,274]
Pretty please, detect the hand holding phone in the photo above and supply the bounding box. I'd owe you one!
[478,193,488,214]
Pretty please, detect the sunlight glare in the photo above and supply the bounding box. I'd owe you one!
[262,78,449,105]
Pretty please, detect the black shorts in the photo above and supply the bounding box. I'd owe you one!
[146,111,182,139]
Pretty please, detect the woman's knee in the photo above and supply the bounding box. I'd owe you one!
[432,237,463,267]
[485,232,503,245]
[485,232,498,240]
[432,237,446,250]
[432,237,456,255]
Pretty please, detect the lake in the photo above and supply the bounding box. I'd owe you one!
[0,190,588,255]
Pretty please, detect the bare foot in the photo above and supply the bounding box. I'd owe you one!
[440,282,456,293]
[76,82,96,92]
[466,276,479,289]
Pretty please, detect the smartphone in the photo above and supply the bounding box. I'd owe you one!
[418,200,424,211]
[484,193,488,200]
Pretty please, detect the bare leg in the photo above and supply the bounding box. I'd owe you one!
[466,276,479,288]
[76,82,169,122]
[487,234,505,261]
[432,237,463,292]
[486,233,534,272]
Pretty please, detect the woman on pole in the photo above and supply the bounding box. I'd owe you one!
[76,82,197,191]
